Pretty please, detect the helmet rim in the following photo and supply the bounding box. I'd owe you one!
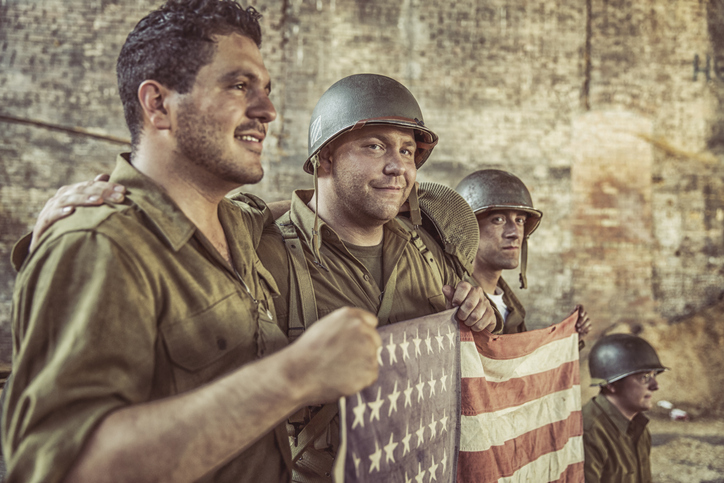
[588,333,669,386]
[303,74,437,175]
[472,204,543,237]
[303,117,438,174]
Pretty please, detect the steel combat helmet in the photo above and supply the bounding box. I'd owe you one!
[455,169,543,288]
[417,182,480,276]
[455,169,542,236]
[589,333,669,386]
[303,74,438,174]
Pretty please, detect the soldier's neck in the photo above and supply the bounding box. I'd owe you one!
[131,144,233,264]
[603,393,638,421]
[307,194,385,246]
[473,264,502,295]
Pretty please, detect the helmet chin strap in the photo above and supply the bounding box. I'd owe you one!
[519,236,529,289]
[310,153,329,272]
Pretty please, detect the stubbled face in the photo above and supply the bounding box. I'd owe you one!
[323,125,417,227]
[173,33,276,189]
[474,210,528,273]
[610,371,660,416]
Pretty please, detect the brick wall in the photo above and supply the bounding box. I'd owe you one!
[1,0,723,391]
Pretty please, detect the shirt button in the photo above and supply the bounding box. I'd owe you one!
[364,274,370,282]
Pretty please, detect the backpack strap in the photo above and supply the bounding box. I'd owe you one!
[290,403,338,463]
[376,264,398,325]
[278,213,334,478]
[290,264,399,479]
[276,212,318,342]
[397,217,444,289]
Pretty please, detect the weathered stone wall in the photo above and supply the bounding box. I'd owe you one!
[1,0,723,409]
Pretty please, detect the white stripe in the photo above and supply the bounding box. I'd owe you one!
[461,339,485,378]
[476,333,579,382]
[459,385,581,452]
[497,435,584,483]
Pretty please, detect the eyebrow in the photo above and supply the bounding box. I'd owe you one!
[365,132,417,148]
[219,69,272,92]
[401,139,417,149]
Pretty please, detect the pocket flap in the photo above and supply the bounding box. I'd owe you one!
[162,292,254,371]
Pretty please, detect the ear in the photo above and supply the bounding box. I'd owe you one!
[138,80,172,131]
[317,144,334,176]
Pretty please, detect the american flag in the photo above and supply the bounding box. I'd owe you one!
[334,309,461,483]
[334,309,583,483]
[458,311,584,482]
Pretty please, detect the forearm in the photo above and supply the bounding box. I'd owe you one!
[64,348,307,483]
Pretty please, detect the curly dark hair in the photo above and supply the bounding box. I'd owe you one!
[116,0,263,148]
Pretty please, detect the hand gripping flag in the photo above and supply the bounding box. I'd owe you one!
[334,309,461,483]
[458,310,584,482]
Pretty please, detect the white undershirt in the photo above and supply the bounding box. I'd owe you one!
[486,287,510,324]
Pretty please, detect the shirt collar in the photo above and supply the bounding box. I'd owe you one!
[110,153,196,251]
[289,189,338,246]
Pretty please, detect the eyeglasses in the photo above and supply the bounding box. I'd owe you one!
[637,371,659,385]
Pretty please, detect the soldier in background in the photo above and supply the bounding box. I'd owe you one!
[455,169,592,338]
[583,333,668,482]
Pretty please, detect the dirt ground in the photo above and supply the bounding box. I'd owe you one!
[650,413,724,483]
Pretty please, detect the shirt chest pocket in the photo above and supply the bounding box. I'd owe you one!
[161,292,257,394]
[428,293,446,312]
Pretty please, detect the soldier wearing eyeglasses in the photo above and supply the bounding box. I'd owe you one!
[582,333,669,482]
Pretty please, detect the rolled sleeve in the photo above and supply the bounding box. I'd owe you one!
[10,233,32,272]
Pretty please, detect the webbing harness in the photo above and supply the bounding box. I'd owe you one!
[276,212,442,481]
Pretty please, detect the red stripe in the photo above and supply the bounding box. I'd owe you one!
[460,322,476,342]
[457,411,583,482]
[551,461,585,482]
[461,311,578,359]
[461,360,581,415]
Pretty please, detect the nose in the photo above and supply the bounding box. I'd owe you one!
[383,150,413,177]
[649,377,659,391]
[503,219,522,239]
[248,89,277,124]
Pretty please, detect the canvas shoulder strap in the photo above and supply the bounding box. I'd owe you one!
[376,263,398,325]
[276,212,318,342]
[396,217,444,289]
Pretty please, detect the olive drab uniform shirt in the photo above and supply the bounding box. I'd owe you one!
[250,189,502,483]
[1,155,292,483]
[582,394,653,483]
[259,190,466,334]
